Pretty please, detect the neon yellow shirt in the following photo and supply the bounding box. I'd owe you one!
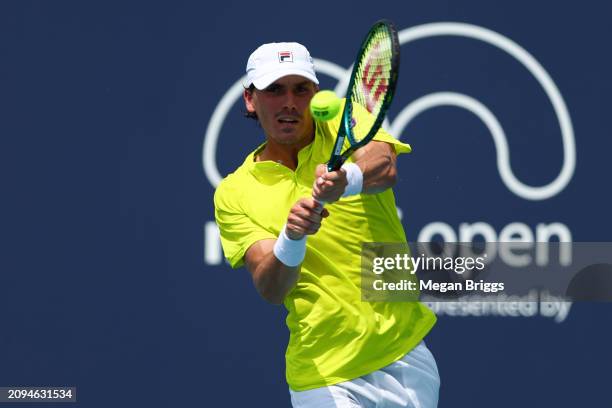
[214,103,436,391]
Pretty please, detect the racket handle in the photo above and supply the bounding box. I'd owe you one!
[327,157,345,172]
[312,197,326,213]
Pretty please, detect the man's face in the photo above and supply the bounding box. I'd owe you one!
[244,75,318,146]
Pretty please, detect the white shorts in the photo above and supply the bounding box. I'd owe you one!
[289,342,440,408]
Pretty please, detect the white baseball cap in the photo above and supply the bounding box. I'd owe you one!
[245,42,319,90]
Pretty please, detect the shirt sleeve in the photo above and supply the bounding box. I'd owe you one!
[372,127,412,155]
[349,101,412,155]
[214,179,276,268]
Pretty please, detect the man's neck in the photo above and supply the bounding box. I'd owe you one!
[256,128,315,170]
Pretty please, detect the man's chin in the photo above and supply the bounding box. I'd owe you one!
[274,129,302,144]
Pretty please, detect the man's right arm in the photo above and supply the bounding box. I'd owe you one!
[244,239,299,305]
[243,198,328,305]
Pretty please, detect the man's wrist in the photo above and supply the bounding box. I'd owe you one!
[273,225,307,267]
[341,162,363,197]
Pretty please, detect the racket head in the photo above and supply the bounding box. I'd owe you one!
[328,20,400,171]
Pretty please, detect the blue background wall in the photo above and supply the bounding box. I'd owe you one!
[2,1,611,406]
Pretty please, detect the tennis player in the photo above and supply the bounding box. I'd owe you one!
[214,42,439,407]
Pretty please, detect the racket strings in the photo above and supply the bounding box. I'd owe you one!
[326,20,399,170]
[350,27,394,143]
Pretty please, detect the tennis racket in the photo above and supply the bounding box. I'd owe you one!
[326,19,400,172]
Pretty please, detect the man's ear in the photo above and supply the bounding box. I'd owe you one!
[244,89,256,113]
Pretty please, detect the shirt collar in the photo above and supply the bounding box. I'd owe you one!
[247,121,329,184]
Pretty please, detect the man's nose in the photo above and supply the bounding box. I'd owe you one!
[283,91,298,110]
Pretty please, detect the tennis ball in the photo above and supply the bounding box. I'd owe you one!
[310,90,341,121]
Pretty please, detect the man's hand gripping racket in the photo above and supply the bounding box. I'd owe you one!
[311,19,401,206]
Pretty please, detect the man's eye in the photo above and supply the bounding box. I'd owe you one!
[265,85,281,93]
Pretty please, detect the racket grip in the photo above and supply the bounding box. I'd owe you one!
[312,197,326,213]
[327,157,345,172]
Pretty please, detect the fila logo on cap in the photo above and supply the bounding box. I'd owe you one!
[278,51,293,63]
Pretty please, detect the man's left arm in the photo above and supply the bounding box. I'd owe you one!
[312,141,397,202]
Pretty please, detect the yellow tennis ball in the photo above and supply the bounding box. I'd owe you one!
[310,90,341,121]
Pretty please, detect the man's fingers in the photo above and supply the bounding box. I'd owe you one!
[287,217,312,233]
[322,169,346,182]
[293,200,324,222]
[315,179,343,192]
[314,177,336,190]
[287,198,330,236]
[298,198,323,211]
[287,215,321,236]
[314,163,327,178]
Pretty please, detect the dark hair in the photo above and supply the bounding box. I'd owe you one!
[244,84,258,121]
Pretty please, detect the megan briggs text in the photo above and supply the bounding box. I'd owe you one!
[373,279,505,293]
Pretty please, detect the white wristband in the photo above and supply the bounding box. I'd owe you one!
[273,225,307,267]
[341,162,363,197]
